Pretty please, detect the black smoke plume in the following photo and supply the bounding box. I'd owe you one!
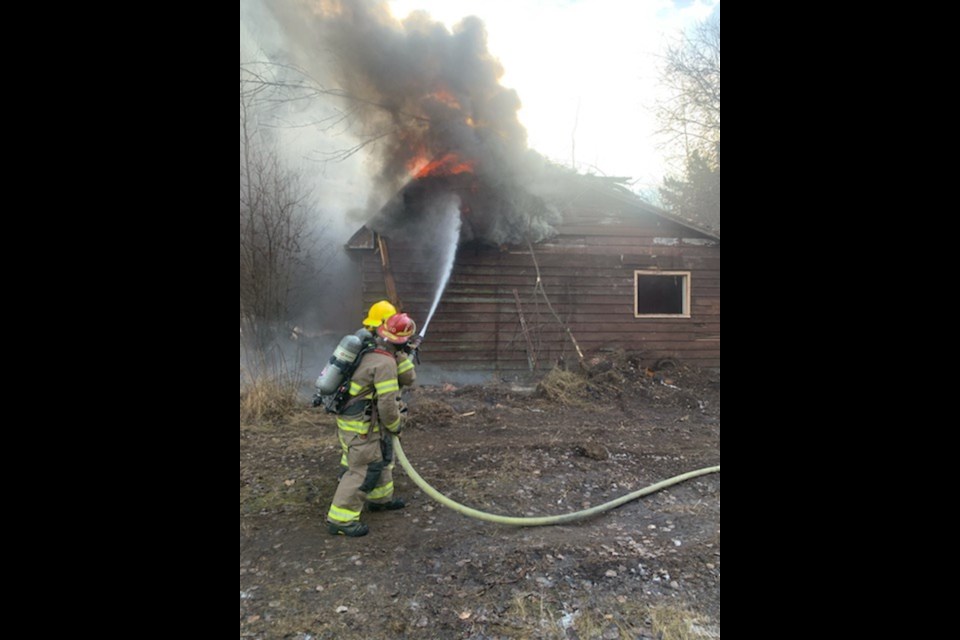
[269,0,561,245]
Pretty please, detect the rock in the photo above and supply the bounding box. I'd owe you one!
[576,443,609,460]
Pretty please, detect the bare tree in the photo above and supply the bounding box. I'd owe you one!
[656,13,720,230]
[657,14,720,166]
[240,78,316,346]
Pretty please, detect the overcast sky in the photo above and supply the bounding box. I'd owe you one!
[388,0,719,195]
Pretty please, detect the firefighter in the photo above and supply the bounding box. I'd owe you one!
[357,299,416,445]
[361,300,397,333]
[326,301,416,471]
[326,313,417,537]
[361,300,416,387]
[358,299,415,388]
[314,300,400,407]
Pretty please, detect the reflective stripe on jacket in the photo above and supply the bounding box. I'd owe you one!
[397,353,416,387]
[336,348,403,435]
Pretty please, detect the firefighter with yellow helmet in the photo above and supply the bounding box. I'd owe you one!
[361,300,416,386]
[362,300,397,331]
[355,298,416,398]
[326,312,417,537]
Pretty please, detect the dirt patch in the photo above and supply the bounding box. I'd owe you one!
[240,359,720,639]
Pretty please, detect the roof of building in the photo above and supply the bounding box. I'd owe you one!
[346,167,720,249]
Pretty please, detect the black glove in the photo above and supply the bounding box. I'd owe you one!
[312,393,323,408]
[404,337,422,364]
[380,436,394,463]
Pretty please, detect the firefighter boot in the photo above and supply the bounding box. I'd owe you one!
[327,521,370,537]
[367,498,406,512]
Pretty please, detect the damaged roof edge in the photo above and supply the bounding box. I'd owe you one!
[596,181,720,241]
[346,225,376,250]
[345,173,719,248]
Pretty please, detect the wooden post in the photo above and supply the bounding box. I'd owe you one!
[376,233,401,310]
[513,289,537,371]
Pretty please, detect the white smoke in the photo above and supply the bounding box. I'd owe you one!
[241,0,382,342]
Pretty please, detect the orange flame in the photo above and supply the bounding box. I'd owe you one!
[426,90,477,128]
[409,152,476,179]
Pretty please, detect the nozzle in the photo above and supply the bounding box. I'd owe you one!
[406,334,423,364]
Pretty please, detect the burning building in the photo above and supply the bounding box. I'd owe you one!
[255,0,720,377]
[348,169,720,379]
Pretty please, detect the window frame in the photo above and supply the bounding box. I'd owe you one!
[634,270,692,319]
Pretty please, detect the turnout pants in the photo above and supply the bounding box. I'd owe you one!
[326,428,396,525]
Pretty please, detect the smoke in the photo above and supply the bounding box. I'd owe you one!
[242,0,376,339]
[310,2,528,187]
[244,0,562,247]
[241,0,571,389]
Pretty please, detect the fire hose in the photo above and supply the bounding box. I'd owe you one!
[391,435,720,526]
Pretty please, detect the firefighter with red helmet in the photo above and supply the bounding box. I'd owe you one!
[326,313,417,537]
[362,300,397,332]
[359,300,416,388]
[361,300,415,385]
[313,300,410,408]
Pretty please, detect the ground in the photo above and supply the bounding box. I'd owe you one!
[240,354,721,640]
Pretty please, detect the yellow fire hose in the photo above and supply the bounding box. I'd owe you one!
[392,436,720,527]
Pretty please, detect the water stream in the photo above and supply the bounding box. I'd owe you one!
[419,196,462,338]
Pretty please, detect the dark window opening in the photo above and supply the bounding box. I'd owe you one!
[635,271,690,317]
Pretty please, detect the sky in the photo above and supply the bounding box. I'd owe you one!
[387,0,719,195]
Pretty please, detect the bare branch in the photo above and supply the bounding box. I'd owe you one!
[655,14,720,165]
[240,60,430,124]
[526,239,585,365]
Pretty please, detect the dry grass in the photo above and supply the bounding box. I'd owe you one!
[240,341,304,426]
[501,593,717,640]
[569,602,716,640]
[535,368,593,407]
[649,604,719,639]
[240,378,301,425]
[535,359,635,408]
[405,397,459,429]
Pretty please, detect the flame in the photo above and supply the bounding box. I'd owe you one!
[426,90,476,128]
[429,89,461,110]
[409,152,475,179]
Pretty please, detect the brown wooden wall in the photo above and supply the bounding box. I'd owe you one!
[355,205,720,377]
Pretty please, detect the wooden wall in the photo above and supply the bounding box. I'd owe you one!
[354,201,720,377]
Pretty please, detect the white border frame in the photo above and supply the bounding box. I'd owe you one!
[634,270,691,318]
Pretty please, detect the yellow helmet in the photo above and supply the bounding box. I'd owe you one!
[363,300,398,329]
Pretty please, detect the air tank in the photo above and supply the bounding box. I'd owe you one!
[315,333,364,395]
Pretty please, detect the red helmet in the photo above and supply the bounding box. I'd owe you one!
[378,313,417,344]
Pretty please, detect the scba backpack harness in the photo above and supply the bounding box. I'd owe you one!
[314,330,376,414]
